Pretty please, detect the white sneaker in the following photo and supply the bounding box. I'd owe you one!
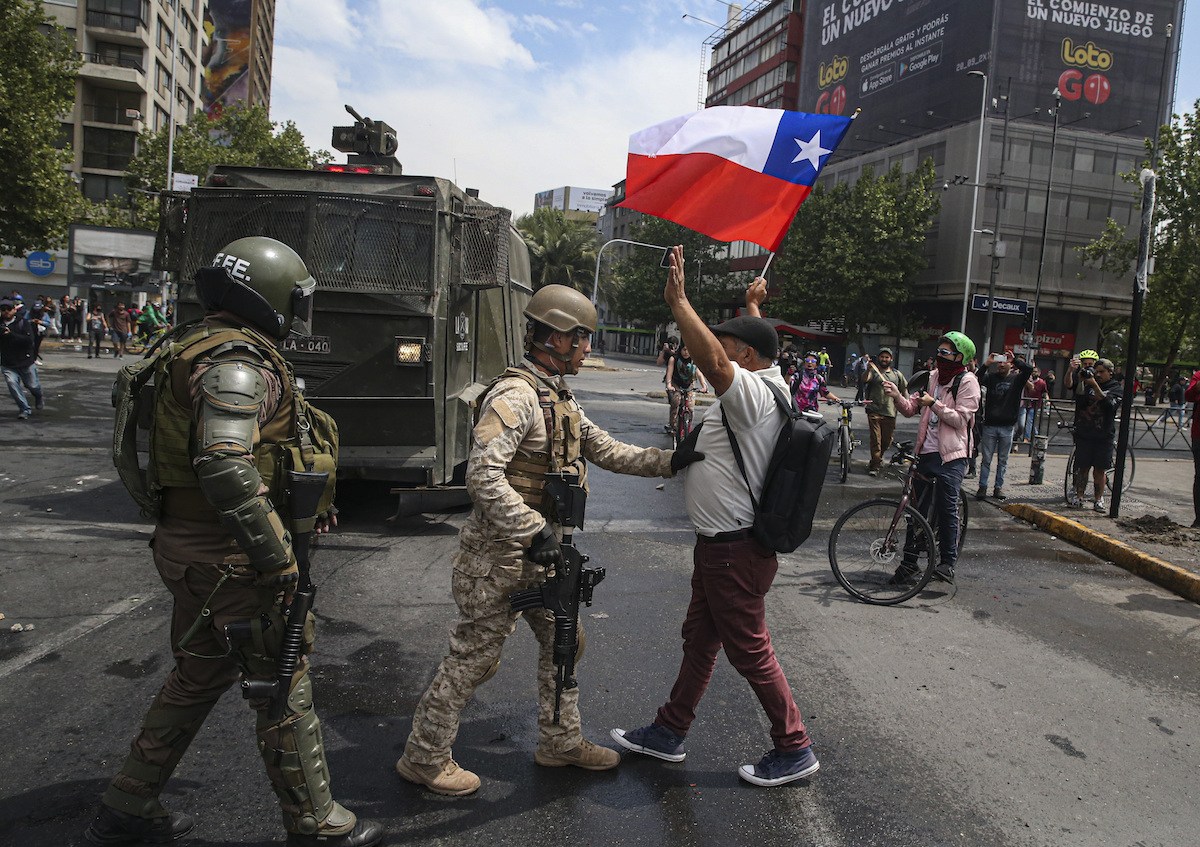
[1093,498,1106,512]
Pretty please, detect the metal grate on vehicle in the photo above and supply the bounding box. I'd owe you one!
[154,193,189,273]
[460,203,511,288]
[176,190,438,295]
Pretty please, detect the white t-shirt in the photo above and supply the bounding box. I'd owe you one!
[683,362,789,536]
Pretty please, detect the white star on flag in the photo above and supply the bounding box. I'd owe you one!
[792,132,832,170]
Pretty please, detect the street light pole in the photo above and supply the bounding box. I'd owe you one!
[958,70,988,332]
[982,78,1011,358]
[1029,88,1062,355]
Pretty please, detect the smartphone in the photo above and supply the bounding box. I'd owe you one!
[659,250,673,269]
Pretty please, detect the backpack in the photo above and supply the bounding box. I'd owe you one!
[722,381,836,553]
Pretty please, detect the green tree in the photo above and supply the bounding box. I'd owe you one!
[772,160,941,347]
[603,215,744,327]
[109,104,330,230]
[0,1,80,254]
[515,207,599,290]
[1079,103,1200,389]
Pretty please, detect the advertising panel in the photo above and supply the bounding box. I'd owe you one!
[994,0,1180,136]
[202,0,253,118]
[68,226,157,289]
[800,0,996,147]
[565,187,613,214]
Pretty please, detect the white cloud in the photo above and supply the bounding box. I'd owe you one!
[520,13,560,34]
[276,0,358,47]
[368,0,536,70]
[271,3,701,215]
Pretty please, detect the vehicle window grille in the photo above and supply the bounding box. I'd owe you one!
[460,203,511,288]
[173,190,437,296]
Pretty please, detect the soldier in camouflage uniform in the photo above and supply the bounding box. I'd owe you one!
[86,238,383,847]
[397,284,702,796]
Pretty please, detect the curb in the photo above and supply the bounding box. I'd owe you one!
[1002,503,1200,604]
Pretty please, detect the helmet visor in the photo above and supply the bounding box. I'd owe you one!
[289,276,316,337]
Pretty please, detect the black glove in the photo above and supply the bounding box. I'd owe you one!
[525,525,562,566]
[670,425,706,473]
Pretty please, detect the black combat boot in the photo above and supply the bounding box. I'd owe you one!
[84,804,194,845]
[285,818,386,847]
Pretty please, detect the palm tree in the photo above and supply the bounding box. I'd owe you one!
[515,207,598,291]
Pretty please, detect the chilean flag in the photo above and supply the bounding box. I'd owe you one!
[619,106,854,252]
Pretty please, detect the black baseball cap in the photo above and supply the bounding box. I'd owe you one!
[710,316,779,360]
[0,298,16,308]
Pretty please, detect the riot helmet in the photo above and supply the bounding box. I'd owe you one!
[194,237,317,340]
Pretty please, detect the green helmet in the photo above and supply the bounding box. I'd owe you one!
[195,237,317,340]
[523,284,597,335]
[939,330,976,362]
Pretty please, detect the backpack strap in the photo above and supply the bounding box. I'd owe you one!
[722,380,794,514]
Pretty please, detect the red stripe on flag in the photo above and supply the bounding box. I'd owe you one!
[618,152,812,252]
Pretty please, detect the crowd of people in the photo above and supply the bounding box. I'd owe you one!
[2,289,173,420]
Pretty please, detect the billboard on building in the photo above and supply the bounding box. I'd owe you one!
[800,1,1181,146]
[202,0,253,118]
[994,0,1180,136]
[533,186,613,214]
[800,0,995,144]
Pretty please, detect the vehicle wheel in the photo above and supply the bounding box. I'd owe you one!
[839,427,851,483]
[829,499,936,605]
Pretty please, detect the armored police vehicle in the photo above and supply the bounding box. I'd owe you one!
[157,108,533,510]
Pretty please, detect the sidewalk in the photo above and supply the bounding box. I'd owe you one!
[974,447,1200,603]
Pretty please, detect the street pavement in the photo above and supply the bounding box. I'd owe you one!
[1,348,1198,846]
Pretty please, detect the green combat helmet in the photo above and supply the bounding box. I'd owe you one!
[194,236,317,340]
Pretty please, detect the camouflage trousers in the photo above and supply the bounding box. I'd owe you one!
[404,542,584,764]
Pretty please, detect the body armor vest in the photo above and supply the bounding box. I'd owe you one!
[147,318,338,521]
[483,365,587,518]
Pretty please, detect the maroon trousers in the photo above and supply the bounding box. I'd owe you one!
[656,535,811,752]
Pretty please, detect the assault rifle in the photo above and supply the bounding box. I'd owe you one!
[229,469,330,721]
[509,471,604,724]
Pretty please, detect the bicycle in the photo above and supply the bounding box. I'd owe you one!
[828,441,969,605]
[831,399,869,483]
[671,388,696,449]
[1057,421,1135,504]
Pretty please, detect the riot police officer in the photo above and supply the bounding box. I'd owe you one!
[397,284,700,796]
[86,237,383,847]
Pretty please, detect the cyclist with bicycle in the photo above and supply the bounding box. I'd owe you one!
[1066,357,1122,511]
[881,331,980,584]
[666,343,708,439]
[790,351,839,413]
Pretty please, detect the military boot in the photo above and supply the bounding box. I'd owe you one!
[284,802,384,847]
[395,754,481,796]
[84,804,194,845]
[534,739,620,770]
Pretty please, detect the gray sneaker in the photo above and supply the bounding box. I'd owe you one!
[1066,491,1084,508]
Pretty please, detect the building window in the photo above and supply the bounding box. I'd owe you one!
[1092,150,1116,175]
[1008,138,1031,164]
[156,15,172,52]
[1073,147,1094,172]
[1088,197,1110,222]
[57,122,74,150]
[92,40,144,71]
[178,11,197,53]
[87,0,148,32]
[83,173,128,201]
[84,87,142,124]
[1030,140,1052,167]
[154,104,169,131]
[156,60,171,96]
[82,126,136,170]
[178,52,195,90]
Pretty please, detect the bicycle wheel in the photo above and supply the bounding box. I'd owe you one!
[839,426,851,483]
[829,499,937,605]
[1064,447,1079,504]
[676,406,692,449]
[1107,447,1135,494]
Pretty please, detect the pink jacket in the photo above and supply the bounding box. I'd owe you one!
[892,372,981,462]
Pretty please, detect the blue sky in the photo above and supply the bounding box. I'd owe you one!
[270,0,1200,217]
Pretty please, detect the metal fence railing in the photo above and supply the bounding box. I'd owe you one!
[1033,397,1193,451]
